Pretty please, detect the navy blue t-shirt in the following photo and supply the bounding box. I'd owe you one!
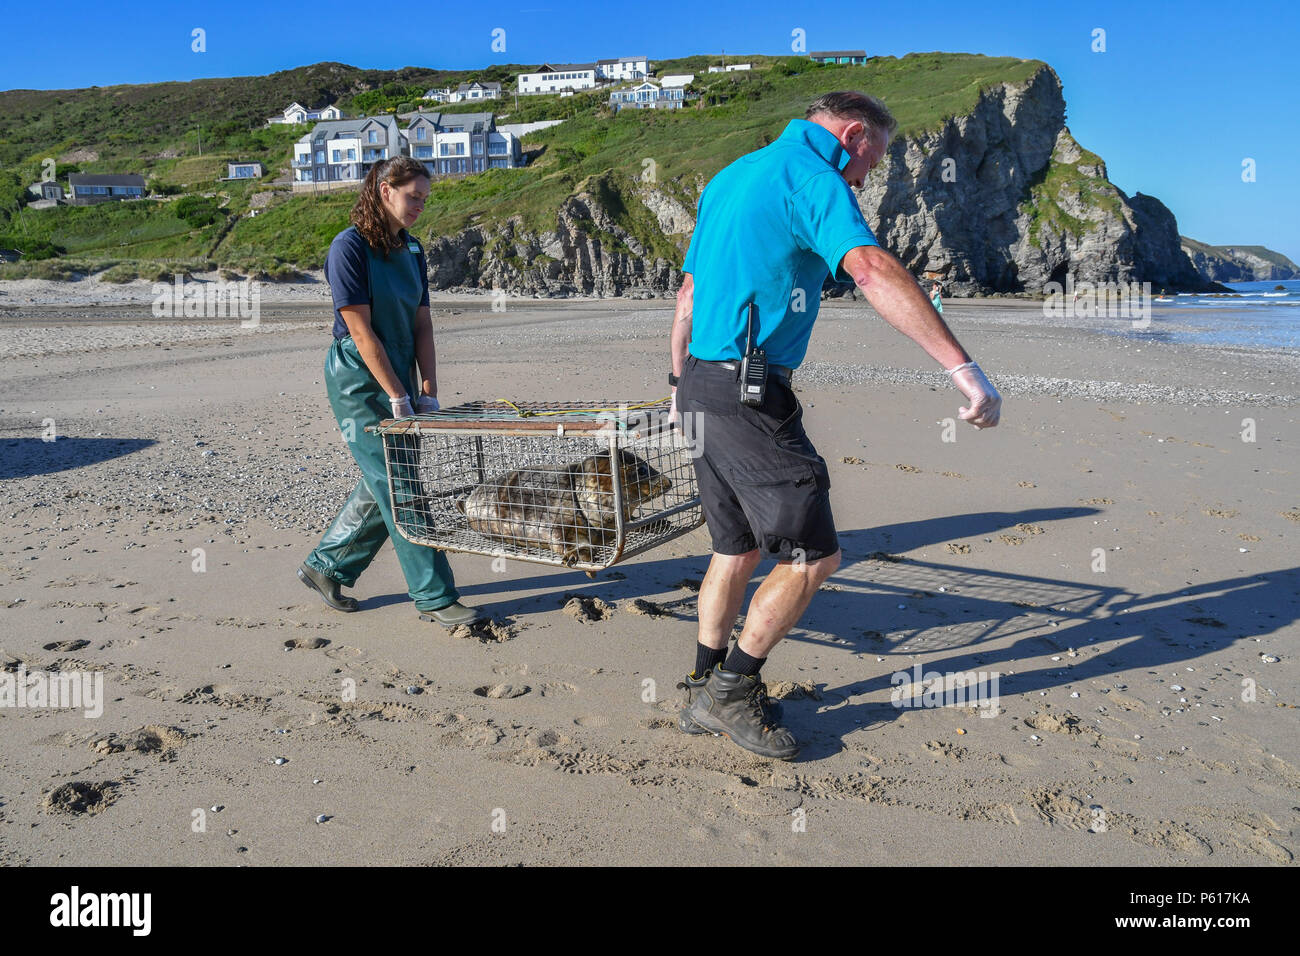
[325,225,430,339]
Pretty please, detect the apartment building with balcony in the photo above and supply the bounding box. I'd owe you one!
[608,81,686,111]
[292,112,522,191]
[292,115,405,191]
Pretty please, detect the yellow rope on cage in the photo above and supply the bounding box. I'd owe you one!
[493,398,671,418]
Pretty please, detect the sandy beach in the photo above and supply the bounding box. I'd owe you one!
[1,285,1297,866]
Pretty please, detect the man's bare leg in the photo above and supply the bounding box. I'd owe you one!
[735,549,842,659]
[686,550,840,759]
[696,549,762,651]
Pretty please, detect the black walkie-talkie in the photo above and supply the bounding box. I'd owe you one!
[738,302,767,407]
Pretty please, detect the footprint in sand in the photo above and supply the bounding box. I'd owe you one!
[42,639,90,652]
[945,543,971,555]
[90,725,189,760]
[895,463,921,473]
[764,680,822,701]
[624,598,669,617]
[1024,712,1084,736]
[728,779,803,817]
[562,595,613,623]
[1000,534,1025,546]
[449,619,517,643]
[573,715,609,728]
[474,683,529,699]
[42,780,120,816]
[284,637,330,650]
[524,728,564,747]
[1015,523,1046,535]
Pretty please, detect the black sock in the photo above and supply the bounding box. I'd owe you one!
[694,642,727,679]
[722,645,765,677]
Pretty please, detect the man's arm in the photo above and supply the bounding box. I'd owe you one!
[841,245,967,367]
[668,273,693,419]
[841,245,1000,428]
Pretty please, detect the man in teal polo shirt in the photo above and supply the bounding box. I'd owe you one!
[670,91,1001,760]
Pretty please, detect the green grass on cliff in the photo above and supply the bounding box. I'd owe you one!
[412,52,1044,247]
[1023,135,1124,248]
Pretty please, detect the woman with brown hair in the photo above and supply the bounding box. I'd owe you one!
[297,157,485,626]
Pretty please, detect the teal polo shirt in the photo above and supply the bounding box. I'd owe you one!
[683,118,879,368]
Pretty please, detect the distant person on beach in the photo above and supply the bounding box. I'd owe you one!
[929,281,944,313]
[297,157,485,627]
[670,90,1001,759]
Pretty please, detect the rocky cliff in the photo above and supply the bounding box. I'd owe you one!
[848,66,1214,294]
[1180,237,1300,282]
[421,64,1220,297]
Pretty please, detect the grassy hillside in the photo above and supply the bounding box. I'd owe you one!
[0,61,535,226]
[0,61,544,167]
[402,53,1042,251]
[1,52,1044,276]
[418,53,1041,232]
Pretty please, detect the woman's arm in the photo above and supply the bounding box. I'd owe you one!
[339,304,407,399]
[413,305,437,399]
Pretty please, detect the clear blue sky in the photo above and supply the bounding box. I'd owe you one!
[4,0,1297,262]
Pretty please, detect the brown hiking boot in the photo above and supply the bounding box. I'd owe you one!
[688,667,799,760]
[677,670,784,735]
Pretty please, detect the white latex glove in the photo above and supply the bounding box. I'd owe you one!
[947,361,1001,429]
[668,387,678,426]
[414,394,440,413]
[389,394,415,418]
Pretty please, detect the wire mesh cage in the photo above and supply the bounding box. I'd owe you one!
[371,399,703,572]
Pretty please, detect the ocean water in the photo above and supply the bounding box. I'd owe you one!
[1133,278,1300,349]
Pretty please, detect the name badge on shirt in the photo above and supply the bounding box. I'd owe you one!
[407,242,420,254]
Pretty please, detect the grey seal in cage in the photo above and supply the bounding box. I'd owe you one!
[458,449,671,566]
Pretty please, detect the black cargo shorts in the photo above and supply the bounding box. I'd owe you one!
[677,354,838,561]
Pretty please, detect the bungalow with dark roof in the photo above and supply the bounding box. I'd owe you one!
[67,173,147,205]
